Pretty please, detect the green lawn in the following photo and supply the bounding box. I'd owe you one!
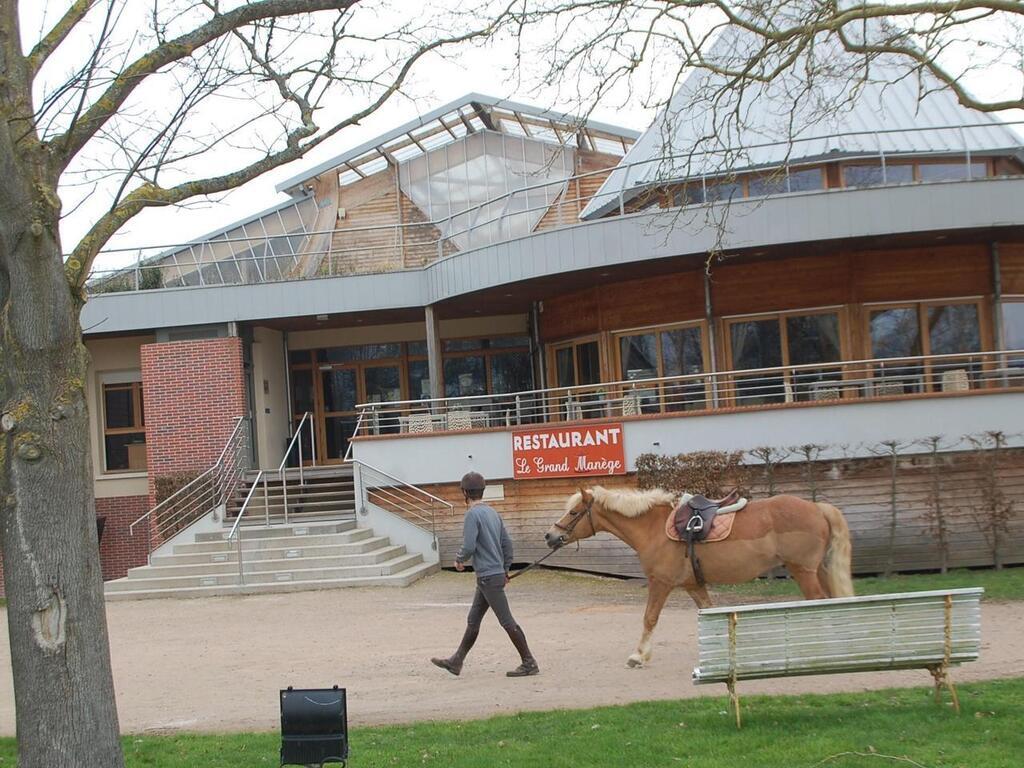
[713,566,1024,603]
[2,679,1019,767]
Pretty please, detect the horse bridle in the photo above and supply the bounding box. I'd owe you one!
[552,494,596,545]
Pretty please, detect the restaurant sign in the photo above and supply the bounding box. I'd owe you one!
[512,423,626,479]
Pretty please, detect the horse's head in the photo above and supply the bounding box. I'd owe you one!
[545,488,599,549]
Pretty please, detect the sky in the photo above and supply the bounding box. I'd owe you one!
[18,1,1024,273]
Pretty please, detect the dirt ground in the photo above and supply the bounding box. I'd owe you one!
[0,571,1021,735]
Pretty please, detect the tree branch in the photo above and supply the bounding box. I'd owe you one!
[65,8,512,288]
[27,0,98,77]
[50,0,359,172]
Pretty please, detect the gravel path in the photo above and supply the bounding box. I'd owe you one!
[0,571,1020,735]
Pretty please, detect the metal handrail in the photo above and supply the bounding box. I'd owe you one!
[350,349,1024,435]
[85,120,1024,290]
[342,410,366,463]
[226,470,264,586]
[128,416,249,560]
[277,411,315,524]
[352,459,454,540]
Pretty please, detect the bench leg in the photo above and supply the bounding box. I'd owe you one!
[928,664,961,714]
[727,677,741,729]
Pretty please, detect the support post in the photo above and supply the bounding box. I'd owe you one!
[728,612,741,728]
[425,305,444,408]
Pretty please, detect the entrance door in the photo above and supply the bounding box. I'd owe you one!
[317,362,405,462]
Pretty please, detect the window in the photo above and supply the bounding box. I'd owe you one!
[102,381,146,472]
[727,311,842,404]
[868,301,983,392]
[843,163,913,188]
[1003,301,1024,375]
[442,336,533,398]
[918,162,988,182]
[550,338,603,419]
[616,323,706,412]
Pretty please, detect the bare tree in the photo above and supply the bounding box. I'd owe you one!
[966,430,1017,569]
[747,445,790,495]
[0,2,508,764]
[867,439,910,577]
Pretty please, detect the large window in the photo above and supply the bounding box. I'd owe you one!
[102,381,146,472]
[442,336,532,397]
[726,311,842,404]
[550,337,604,419]
[1003,300,1024,375]
[868,301,983,393]
[616,323,707,412]
[843,159,989,188]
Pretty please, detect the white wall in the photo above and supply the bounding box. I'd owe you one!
[252,327,291,468]
[351,392,1024,484]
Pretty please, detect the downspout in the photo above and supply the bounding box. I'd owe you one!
[704,269,720,408]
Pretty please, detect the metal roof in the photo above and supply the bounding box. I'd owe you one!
[275,92,640,193]
[581,27,1024,219]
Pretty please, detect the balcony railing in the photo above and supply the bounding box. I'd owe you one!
[350,350,1024,438]
[85,121,1023,294]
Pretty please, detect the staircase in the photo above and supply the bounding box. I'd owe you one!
[105,466,438,601]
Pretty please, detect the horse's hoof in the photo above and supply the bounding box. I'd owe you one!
[626,655,644,669]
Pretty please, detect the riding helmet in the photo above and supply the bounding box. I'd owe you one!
[460,471,486,493]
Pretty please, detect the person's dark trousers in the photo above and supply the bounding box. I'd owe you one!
[431,574,539,676]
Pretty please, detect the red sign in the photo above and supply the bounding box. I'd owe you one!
[512,423,626,479]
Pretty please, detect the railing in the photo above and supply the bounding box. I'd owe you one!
[129,416,250,562]
[350,459,454,541]
[85,121,1024,294]
[225,469,265,585]
[350,350,1024,436]
[276,411,317,525]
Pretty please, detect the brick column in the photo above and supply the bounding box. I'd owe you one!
[140,337,248,504]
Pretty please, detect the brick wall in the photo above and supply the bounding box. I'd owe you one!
[96,495,150,580]
[141,336,247,502]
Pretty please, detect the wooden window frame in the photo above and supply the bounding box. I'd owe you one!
[101,381,146,474]
[440,334,531,396]
[612,320,711,413]
[863,297,990,393]
[839,157,993,188]
[722,307,848,405]
[547,335,604,389]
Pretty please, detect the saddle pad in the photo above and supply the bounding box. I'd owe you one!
[664,506,744,544]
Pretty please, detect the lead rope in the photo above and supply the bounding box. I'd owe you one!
[510,502,592,580]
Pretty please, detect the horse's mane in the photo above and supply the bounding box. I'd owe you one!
[566,486,678,518]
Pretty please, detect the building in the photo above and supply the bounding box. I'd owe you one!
[73,36,1024,597]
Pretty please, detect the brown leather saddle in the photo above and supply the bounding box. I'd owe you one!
[672,490,741,587]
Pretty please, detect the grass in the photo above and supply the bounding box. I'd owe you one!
[0,679,1019,767]
[713,566,1024,603]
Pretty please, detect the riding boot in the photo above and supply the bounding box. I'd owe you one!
[430,624,479,676]
[504,624,539,677]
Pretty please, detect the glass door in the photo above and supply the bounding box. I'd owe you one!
[321,367,359,462]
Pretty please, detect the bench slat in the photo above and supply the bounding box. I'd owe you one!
[693,589,982,685]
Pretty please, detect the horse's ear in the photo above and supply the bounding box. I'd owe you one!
[578,487,591,503]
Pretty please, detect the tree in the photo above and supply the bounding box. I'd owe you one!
[0,2,506,764]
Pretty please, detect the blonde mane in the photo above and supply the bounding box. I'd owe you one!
[566,486,678,518]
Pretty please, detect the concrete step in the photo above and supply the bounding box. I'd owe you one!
[105,553,424,592]
[230,511,357,528]
[227,483,355,501]
[195,521,354,542]
[150,536,393,566]
[173,528,373,555]
[225,499,357,517]
[126,545,408,579]
[104,561,438,601]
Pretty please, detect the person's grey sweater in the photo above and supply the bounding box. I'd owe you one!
[455,502,513,578]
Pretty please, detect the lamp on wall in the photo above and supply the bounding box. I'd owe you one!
[280,686,348,767]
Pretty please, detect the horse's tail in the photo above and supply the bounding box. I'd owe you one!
[817,502,854,598]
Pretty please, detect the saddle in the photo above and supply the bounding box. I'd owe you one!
[668,490,747,587]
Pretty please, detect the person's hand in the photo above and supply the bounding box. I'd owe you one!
[454,560,465,572]
[504,573,510,586]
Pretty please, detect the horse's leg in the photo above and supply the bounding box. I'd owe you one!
[627,580,673,669]
[785,563,829,600]
[684,584,713,609]
[816,564,832,598]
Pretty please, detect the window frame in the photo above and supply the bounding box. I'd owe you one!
[722,307,847,405]
[101,380,146,474]
[612,320,710,414]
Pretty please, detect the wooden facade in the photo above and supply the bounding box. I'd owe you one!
[370,447,1024,579]
[537,242,1014,385]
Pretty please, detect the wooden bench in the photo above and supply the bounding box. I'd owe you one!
[693,588,983,727]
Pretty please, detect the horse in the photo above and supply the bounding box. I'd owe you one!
[544,486,854,668]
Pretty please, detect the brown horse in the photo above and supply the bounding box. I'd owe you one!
[544,487,854,668]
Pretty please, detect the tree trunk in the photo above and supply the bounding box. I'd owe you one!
[0,133,125,767]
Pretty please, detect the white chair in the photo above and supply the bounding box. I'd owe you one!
[406,412,435,434]
[941,368,970,392]
[622,391,641,416]
[812,386,842,402]
[445,410,472,431]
